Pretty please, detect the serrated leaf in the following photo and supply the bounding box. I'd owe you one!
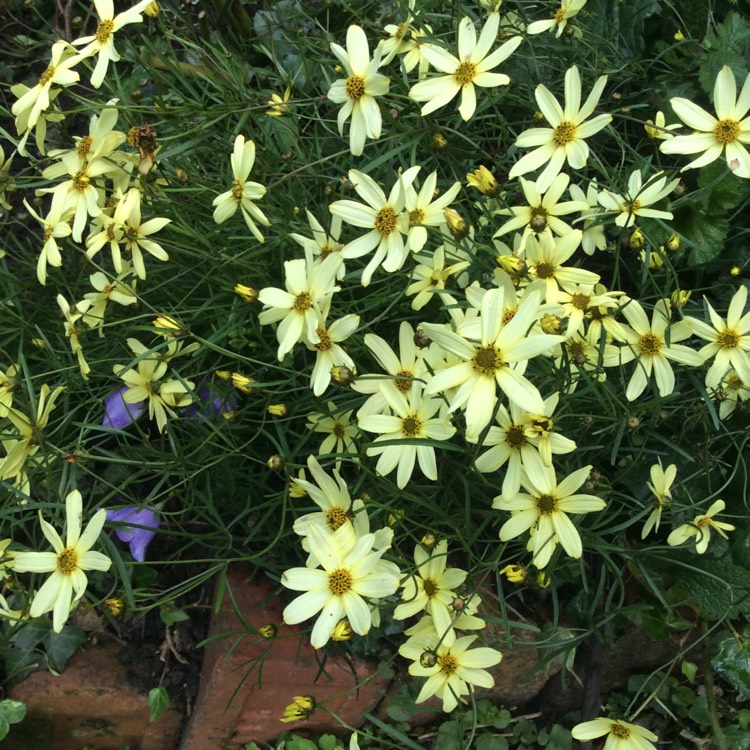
[148,686,170,722]
[721,726,750,750]
[712,631,750,700]
[701,12,750,94]
[669,557,750,620]
[43,625,87,673]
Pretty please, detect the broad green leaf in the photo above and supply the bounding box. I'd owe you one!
[43,626,87,674]
[148,686,170,722]
[0,700,26,724]
[475,734,509,750]
[701,12,750,94]
[669,557,750,620]
[712,630,750,700]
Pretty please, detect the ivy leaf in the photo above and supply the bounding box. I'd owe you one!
[148,686,170,722]
[43,625,87,674]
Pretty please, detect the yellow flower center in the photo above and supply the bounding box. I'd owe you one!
[314,327,332,351]
[56,546,79,574]
[726,373,744,391]
[438,653,458,675]
[95,19,115,44]
[394,369,414,392]
[422,578,438,597]
[328,567,353,595]
[638,332,663,356]
[503,307,517,324]
[472,345,505,376]
[507,424,527,448]
[374,206,398,236]
[552,120,577,146]
[554,7,567,23]
[537,493,558,514]
[454,61,477,86]
[76,136,93,159]
[610,724,631,739]
[535,261,556,279]
[401,414,423,437]
[345,74,366,100]
[332,422,347,438]
[571,292,592,310]
[624,199,643,214]
[325,507,348,531]
[697,516,713,528]
[72,171,90,192]
[717,329,740,349]
[409,208,425,224]
[713,118,740,144]
[529,207,549,232]
[568,341,587,364]
[293,292,312,313]
[39,65,56,86]
[231,179,244,201]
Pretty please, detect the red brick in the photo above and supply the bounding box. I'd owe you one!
[180,566,391,749]
[7,638,183,750]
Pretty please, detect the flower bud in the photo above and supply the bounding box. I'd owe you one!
[466,165,499,197]
[443,208,469,240]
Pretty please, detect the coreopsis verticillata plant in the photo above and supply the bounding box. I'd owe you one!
[714,369,750,418]
[358,380,456,489]
[116,189,170,279]
[667,499,735,553]
[616,298,703,401]
[257,251,343,360]
[642,460,676,539]
[470,398,576,499]
[0,365,18,417]
[352,321,438,417]
[23,199,72,285]
[265,85,291,117]
[406,245,471,311]
[596,169,680,228]
[409,13,522,121]
[290,210,345,278]
[12,490,111,633]
[280,694,316,723]
[281,522,400,648]
[686,285,750,388]
[493,173,590,252]
[58,295,92,380]
[554,328,622,392]
[306,404,360,464]
[0,146,15,212]
[46,100,128,168]
[72,0,153,88]
[107,506,160,561]
[212,135,270,242]
[11,41,80,151]
[509,66,612,192]
[494,459,606,569]
[466,165,499,196]
[572,718,658,750]
[520,229,600,302]
[568,179,607,255]
[403,170,462,253]
[305,310,359,396]
[113,339,194,433]
[0,384,64,494]
[327,25,390,156]
[393,540,468,635]
[82,268,138,336]
[527,0,587,37]
[555,283,623,339]
[399,628,502,713]
[329,168,415,286]
[659,65,750,178]
[422,284,564,440]
[37,152,112,242]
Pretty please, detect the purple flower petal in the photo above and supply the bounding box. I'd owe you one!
[103,387,146,429]
[107,507,160,562]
